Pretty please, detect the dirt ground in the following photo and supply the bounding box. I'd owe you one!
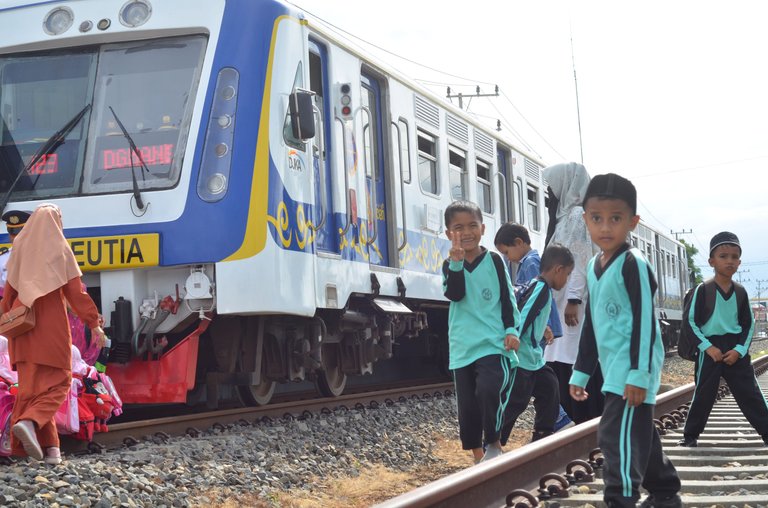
[197,429,531,508]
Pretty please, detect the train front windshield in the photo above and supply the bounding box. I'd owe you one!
[0,35,206,200]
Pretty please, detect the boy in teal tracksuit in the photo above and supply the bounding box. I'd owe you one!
[499,243,574,445]
[678,231,768,446]
[569,174,681,508]
[442,200,520,464]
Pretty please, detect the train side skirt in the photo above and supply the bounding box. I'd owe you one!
[107,319,210,404]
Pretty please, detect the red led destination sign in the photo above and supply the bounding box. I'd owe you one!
[101,143,174,170]
[26,154,58,175]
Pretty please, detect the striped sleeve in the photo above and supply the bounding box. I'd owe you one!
[442,259,466,302]
[570,299,598,388]
[623,250,657,390]
[687,285,714,353]
[734,285,754,357]
[518,279,550,344]
[490,251,520,335]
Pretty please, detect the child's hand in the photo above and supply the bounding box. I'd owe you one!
[543,326,554,344]
[722,349,741,366]
[504,334,520,352]
[570,384,588,401]
[623,384,646,407]
[705,346,723,363]
[448,230,465,262]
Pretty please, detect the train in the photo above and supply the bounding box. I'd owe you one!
[0,0,688,408]
[630,222,690,350]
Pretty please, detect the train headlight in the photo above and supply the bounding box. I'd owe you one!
[197,68,240,203]
[119,0,152,28]
[206,173,227,195]
[43,7,74,35]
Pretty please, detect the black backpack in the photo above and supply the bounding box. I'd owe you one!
[678,279,748,360]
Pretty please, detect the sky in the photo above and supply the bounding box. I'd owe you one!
[297,0,768,300]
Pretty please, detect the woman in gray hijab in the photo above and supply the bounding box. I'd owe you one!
[542,162,603,423]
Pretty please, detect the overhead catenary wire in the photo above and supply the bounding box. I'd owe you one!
[292,2,494,86]
[293,1,570,163]
[499,90,567,161]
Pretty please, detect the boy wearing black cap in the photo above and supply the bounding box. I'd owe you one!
[678,232,768,447]
[569,173,681,508]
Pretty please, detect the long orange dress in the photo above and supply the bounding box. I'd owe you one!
[2,277,100,455]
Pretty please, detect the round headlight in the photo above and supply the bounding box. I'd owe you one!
[119,0,152,28]
[207,173,227,195]
[43,7,74,36]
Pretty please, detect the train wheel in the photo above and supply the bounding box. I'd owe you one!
[238,376,276,406]
[237,355,276,406]
[316,343,347,397]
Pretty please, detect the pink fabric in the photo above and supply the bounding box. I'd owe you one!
[0,336,16,384]
[70,312,99,366]
[54,378,81,434]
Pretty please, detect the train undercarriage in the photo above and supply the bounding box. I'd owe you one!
[197,298,434,408]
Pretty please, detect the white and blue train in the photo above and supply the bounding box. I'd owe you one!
[0,0,687,406]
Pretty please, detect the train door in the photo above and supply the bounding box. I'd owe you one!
[496,146,514,223]
[308,40,337,253]
[360,73,390,267]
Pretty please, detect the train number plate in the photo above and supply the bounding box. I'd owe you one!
[68,234,160,271]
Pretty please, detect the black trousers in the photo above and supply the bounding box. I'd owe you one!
[683,335,768,439]
[600,393,681,507]
[548,360,605,424]
[453,354,516,450]
[499,365,559,446]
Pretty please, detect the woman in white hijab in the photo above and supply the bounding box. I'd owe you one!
[542,162,603,423]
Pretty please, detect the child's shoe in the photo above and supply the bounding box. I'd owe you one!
[11,420,43,460]
[479,446,503,463]
[44,447,62,465]
[677,436,697,447]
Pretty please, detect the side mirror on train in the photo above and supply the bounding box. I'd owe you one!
[289,89,316,141]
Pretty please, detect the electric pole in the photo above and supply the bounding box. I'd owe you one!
[670,229,692,241]
[446,85,499,110]
[736,268,750,285]
[756,279,768,336]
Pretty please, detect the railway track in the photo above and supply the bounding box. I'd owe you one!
[377,355,768,508]
[62,381,454,454]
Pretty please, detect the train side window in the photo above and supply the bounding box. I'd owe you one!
[476,158,492,213]
[398,119,411,183]
[449,146,466,200]
[283,62,306,151]
[526,184,540,231]
[417,130,439,195]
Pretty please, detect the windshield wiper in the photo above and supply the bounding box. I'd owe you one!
[108,106,150,211]
[0,103,91,215]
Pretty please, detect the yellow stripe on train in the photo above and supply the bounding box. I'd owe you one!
[1,233,159,272]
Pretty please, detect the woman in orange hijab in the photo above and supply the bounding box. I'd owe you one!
[2,204,105,464]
